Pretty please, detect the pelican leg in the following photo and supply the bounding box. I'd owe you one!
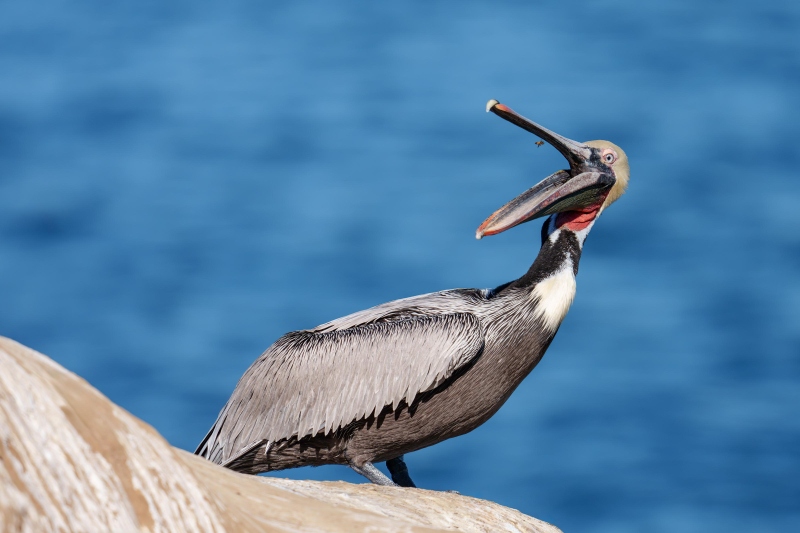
[350,461,398,486]
[386,456,416,488]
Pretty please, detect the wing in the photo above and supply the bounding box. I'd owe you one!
[198,307,485,466]
[311,288,491,333]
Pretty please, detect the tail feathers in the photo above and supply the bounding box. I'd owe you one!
[195,419,271,472]
[194,425,215,458]
[223,439,271,470]
[194,412,229,464]
[195,409,272,470]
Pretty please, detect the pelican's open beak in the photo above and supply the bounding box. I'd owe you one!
[476,100,615,239]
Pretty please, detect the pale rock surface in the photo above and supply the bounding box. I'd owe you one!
[0,336,562,533]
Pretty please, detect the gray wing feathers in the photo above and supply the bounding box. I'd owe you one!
[310,291,462,333]
[203,312,484,465]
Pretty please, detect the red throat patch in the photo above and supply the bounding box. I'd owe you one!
[554,205,602,231]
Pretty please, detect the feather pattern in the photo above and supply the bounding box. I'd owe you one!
[198,292,487,466]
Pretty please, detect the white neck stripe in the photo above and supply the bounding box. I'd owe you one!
[530,256,577,332]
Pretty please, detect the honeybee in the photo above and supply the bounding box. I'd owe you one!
[535,141,544,147]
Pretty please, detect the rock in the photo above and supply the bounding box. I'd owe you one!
[0,337,562,533]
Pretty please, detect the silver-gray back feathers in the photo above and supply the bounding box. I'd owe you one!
[198,290,488,465]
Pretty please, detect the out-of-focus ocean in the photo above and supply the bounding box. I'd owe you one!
[1,1,798,531]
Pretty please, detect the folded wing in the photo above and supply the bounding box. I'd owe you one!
[198,309,485,466]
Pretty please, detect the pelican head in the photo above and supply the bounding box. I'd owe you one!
[476,100,629,239]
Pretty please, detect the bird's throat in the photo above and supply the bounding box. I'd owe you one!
[554,204,602,232]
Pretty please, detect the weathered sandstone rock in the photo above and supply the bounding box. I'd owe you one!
[0,337,561,533]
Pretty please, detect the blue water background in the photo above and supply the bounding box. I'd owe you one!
[2,1,799,531]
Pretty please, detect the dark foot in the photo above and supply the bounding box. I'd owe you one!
[386,455,416,488]
[350,461,398,486]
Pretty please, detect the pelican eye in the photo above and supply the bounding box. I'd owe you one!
[603,152,616,164]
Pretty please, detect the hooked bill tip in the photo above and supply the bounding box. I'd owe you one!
[475,230,484,240]
[486,99,499,113]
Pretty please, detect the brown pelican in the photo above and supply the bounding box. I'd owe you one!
[196,99,629,488]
